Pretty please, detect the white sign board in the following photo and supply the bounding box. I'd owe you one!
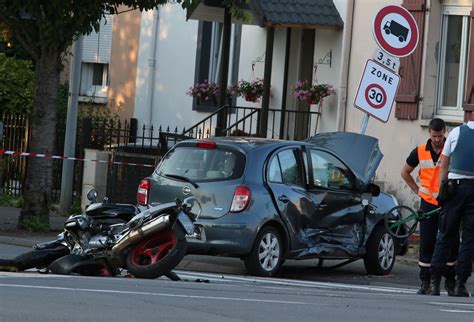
[372,48,400,73]
[372,5,419,57]
[354,59,400,123]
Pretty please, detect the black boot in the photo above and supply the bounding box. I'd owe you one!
[454,280,470,297]
[417,266,431,295]
[444,265,456,296]
[417,280,431,295]
[444,278,456,296]
[428,276,441,296]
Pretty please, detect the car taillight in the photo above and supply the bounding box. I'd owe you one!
[230,185,251,212]
[196,141,217,149]
[137,179,150,205]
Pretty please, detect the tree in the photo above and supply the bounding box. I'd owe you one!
[0,0,248,229]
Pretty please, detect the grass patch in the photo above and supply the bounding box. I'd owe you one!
[19,216,49,232]
[67,196,83,216]
[0,194,23,208]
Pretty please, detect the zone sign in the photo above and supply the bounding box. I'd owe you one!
[354,59,400,123]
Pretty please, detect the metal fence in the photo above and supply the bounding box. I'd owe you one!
[1,106,320,204]
[0,114,190,204]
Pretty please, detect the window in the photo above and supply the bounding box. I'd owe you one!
[268,150,303,186]
[157,147,245,181]
[79,15,113,103]
[193,22,241,112]
[436,6,471,118]
[80,63,109,98]
[310,150,354,190]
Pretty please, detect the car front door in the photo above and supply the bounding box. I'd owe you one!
[266,147,313,250]
[305,148,366,250]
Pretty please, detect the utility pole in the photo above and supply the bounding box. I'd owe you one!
[59,36,83,214]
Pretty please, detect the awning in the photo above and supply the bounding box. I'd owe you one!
[251,0,343,30]
[187,0,343,30]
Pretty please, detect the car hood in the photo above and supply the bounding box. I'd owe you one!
[307,132,383,185]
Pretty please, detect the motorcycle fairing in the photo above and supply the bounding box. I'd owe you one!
[48,254,107,276]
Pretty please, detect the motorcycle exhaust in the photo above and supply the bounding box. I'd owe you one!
[111,214,171,254]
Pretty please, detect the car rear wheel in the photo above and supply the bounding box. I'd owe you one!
[244,226,283,277]
[363,225,395,275]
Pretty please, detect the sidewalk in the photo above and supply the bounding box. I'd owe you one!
[0,206,64,247]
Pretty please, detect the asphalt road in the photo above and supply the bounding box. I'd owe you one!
[1,244,474,321]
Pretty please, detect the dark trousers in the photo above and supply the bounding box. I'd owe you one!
[418,199,458,281]
[431,182,474,282]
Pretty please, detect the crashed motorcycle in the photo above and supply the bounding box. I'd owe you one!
[0,189,199,279]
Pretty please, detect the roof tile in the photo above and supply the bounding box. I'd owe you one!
[251,0,343,29]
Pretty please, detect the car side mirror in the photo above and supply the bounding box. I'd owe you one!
[366,183,380,197]
[86,188,98,203]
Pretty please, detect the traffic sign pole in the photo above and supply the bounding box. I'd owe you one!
[360,114,370,135]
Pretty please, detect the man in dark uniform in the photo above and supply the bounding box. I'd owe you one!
[401,118,458,295]
[430,113,474,297]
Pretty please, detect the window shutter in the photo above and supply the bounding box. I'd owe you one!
[82,15,114,63]
[463,5,474,112]
[394,0,426,120]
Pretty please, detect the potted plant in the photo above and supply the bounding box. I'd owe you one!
[292,80,335,105]
[186,80,220,104]
[232,79,264,102]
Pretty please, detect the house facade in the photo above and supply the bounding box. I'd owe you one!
[93,0,473,209]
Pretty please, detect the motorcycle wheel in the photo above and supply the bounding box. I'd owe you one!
[10,246,69,271]
[126,224,187,279]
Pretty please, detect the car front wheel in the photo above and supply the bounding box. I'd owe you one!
[363,225,396,275]
[244,226,283,277]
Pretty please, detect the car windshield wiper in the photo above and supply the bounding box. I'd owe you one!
[161,173,199,188]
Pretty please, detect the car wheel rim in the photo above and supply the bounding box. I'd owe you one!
[378,233,394,270]
[258,232,280,272]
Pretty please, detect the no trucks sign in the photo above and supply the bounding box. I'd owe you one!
[372,5,419,57]
[354,59,400,123]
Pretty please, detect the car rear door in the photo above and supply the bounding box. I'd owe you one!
[305,148,366,246]
[266,146,313,249]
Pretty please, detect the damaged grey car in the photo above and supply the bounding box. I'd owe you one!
[138,132,408,277]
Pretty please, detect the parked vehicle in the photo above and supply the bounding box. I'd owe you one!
[138,132,408,277]
[0,190,198,279]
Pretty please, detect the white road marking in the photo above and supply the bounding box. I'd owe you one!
[2,269,420,294]
[0,283,309,305]
[440,310,474,314]
[429,302,474,308]
[174,270,418,294]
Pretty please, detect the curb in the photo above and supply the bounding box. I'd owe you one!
[0,236,37,248]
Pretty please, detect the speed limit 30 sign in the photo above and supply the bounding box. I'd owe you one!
[354,59,400,123]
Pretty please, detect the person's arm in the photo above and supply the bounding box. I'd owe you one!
[401,163,419,194]
[438,154,450,189]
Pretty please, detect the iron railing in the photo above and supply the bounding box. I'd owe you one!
[183,105,321,140]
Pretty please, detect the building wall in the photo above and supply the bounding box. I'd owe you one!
[133,3,344,135]
[108,7,142,122]
[134,5,202,130]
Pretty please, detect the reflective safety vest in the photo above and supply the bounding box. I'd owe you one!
[417,144,439,205]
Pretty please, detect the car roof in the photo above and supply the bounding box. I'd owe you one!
[176,136,306,153]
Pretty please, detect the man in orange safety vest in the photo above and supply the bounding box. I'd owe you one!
[401,118,458,295]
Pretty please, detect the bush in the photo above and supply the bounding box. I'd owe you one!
[0,53,34,115]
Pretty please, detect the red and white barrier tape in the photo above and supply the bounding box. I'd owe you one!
[0,149,156,168]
